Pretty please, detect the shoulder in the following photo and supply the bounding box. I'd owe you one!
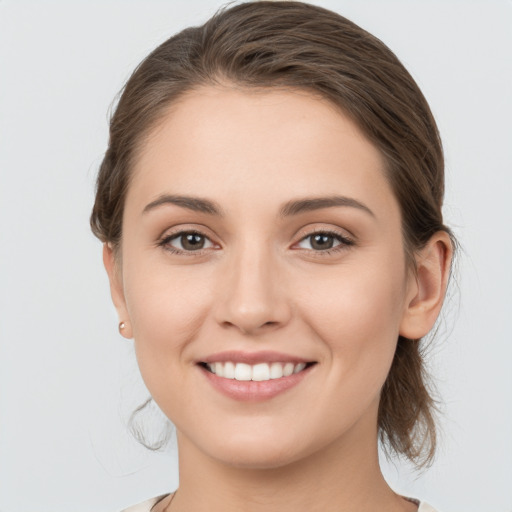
[405,497,440,512]
[121,494,172,512]
[418,502,440,512]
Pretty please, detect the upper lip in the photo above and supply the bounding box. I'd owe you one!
[199,351,314,365]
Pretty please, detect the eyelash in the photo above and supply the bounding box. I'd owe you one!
[297,228,355,257]
[157,230,214,256]
[157,229,355,257]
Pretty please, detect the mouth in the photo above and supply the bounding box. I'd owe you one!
[199,361,316,382]
[197,355,317,401]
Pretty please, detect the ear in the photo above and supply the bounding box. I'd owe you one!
[399,231,453,340]
[103,243,133,339]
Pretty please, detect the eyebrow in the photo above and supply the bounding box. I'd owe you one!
[142,194,374,218]
[143,194,224,216]
[280,196,375,218]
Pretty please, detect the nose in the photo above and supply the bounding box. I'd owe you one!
[214,243,292,335]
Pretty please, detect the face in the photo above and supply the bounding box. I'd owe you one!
[110,86,418,469]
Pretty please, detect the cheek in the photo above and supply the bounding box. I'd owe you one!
[297,254,407,378]
[122,258,214,392]
[287,257,408,440]
[125,253,215,331]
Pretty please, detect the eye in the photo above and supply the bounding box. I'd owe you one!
[161,231,215,252]
[296,231,353,251]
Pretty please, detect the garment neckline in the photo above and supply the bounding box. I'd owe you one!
[146,493,429,512]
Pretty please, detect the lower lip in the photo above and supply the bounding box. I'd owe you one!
[200,365,313,401]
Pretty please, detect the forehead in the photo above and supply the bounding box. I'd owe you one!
[127,86,397,219]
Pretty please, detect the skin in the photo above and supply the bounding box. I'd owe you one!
[104,86,452,512]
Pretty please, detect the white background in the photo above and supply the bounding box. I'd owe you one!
[1,1,511,511]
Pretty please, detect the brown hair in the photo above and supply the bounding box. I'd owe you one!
[91,1,455,467]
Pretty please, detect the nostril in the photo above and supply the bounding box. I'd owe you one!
[236,320,281,335]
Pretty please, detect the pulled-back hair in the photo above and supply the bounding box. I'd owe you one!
[91,1,455,467]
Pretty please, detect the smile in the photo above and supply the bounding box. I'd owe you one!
[198,356,316,401]
[203,361,310,381]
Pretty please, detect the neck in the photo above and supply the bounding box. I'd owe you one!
[168,407,415,512]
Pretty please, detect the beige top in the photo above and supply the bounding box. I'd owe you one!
[121,494,440,512]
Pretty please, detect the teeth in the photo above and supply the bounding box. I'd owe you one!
[234,363,252,381]
[224,361,235,379]
[214,362,224,377]
[269,362,283,379]
[283,362,294,377]
[205,361,309,381]
[252,363,270,381]
[293,363,306,374]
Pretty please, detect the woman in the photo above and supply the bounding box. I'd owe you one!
[91,2,454,511]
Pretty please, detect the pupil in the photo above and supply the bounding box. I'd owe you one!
[182,233,204,250]
[312,234,333,250]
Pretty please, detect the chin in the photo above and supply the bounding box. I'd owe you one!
[199,428,321,471]
[213,445,303,470]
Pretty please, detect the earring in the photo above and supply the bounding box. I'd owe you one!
[118,321,126,334]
